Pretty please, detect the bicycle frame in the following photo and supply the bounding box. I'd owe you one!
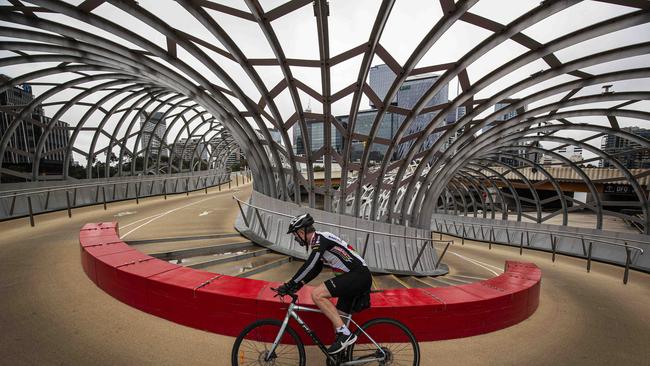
[265,297,387,365]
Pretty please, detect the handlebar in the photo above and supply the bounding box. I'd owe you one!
[270,287,298,304]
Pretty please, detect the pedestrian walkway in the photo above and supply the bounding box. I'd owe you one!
[0,180,648,365]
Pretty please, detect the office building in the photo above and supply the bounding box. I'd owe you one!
[174,138,209,161]
[293,118,344,160]
[540,145,584,165]
[601,126,650,169]
[140,111,168,157]
[0,75,70,171]
[365,64,452,160]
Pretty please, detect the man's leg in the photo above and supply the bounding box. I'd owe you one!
[311,283,344,329]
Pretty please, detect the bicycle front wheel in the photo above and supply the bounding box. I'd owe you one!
[347,318,420,366]
[231,319,306,366]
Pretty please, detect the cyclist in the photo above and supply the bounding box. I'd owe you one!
[277,213,372,355]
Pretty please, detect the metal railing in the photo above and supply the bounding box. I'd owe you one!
[433,217,645,284]
[0,170,253,227]
[233,195,453,272]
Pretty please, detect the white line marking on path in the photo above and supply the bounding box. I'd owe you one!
[114,211,136,217]
[199,210,212,217]
[120,195,218,239]
[448,251,502,277]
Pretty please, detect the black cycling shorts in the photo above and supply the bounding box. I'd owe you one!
[324,267,372,314]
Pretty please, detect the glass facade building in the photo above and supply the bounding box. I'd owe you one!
[601,126,650,169]
[0,76,70,168]
[140,111,168,158]
[366,64,452,160]
[293,119,343,161]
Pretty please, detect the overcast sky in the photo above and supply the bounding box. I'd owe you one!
[1,0,649,165]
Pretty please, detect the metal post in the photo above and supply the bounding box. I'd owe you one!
[412,240,430,271]
[551,234,557,262]
[236,200,250,227]
[461,224,465,245]
[10,193,16,216]
[587,242,593,273]
[186,178,189,196]
[236,173,239,186]
[73,187,77,206]
[44,191,50,210]
[163,179,167,200]
[27,195,34,227]
[66,190,72,218]
[434,241,451,270]
[361,233,370,258]
[505,228,510,244]
[254,208,267,238]
[623,243,631,285]
[228,178,231,189]
[102,186,107,210]
[204,177,208,194]
[218,179,222,191]
[526,231,530,247]
[403,227,410,266]
[136,182,141,204]
[520,231,524,255]
[580,236,587,256]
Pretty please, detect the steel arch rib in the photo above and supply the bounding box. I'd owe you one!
[391,12,650,222]
[368,0,580,221]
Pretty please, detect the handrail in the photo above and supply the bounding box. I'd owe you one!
[1,170,249,228]
[436,217,645,254]
[233,194,453,274]
[233,195,450,244]
[434,215,645,284]
[0,170,234,199]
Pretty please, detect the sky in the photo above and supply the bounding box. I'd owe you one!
[0,0,649,166]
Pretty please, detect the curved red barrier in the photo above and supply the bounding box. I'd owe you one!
[80,222,541,343]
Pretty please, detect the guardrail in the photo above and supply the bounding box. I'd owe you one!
[233,193,453,275]
[432,214,646,284]
[0,170,253,226]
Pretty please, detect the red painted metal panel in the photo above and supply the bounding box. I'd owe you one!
[84,242,133,258]
[80,222,120,239]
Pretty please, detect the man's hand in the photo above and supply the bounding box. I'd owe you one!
[277,281,301,296]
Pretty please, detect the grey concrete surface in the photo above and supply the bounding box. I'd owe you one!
[0,180,649,365]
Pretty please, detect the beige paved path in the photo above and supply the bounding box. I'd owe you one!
[1,180,648,365]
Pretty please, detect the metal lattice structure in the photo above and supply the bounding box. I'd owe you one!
[0,0,649,233]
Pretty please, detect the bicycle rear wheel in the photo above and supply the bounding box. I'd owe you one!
[347,318,420,365]
[231,319,305,366]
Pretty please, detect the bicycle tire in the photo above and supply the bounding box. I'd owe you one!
[231,318,306,366]
[347,317,420,366]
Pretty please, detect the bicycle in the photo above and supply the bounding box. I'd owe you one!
[231,288,420,365]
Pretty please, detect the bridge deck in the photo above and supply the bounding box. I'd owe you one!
[1,181,648,365]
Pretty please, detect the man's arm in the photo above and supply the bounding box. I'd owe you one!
[289,248,323,286]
